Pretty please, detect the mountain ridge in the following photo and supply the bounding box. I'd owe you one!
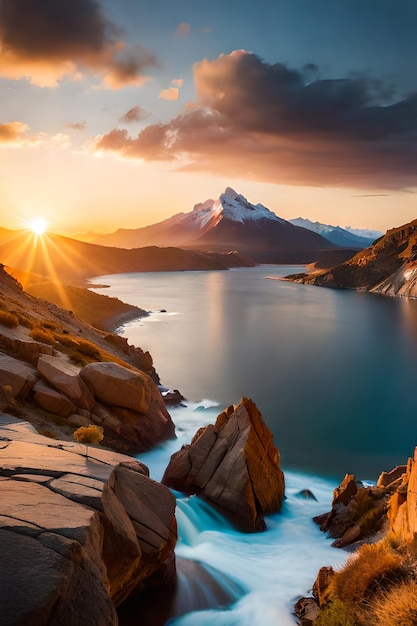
[289,218,417,297]
[289,217,380,249]
[92,187,352,265]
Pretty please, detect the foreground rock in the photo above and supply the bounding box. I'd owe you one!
[295,454,416,625]
[162,397,285,532]
[313,468,406,548]
[0,414,177,626]
[0,350,176,454]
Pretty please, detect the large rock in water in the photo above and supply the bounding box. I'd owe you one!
[0,414,177,626]
[162,398,285,532]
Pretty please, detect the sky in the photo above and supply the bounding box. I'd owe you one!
[0,0,416,236]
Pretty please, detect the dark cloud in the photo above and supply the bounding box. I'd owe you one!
[119,106,150,124]
[65,121,86,131]
[94,50,417,189]
[0,0,157,87]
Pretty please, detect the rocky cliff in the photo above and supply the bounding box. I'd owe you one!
[290,218,417,297]
[0,415,177,626]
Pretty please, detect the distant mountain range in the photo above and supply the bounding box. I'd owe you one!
[290,218,417,298]
[289,218,381,249]
[93,187,356,265]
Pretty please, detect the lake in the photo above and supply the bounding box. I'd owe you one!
[92,266,417,480]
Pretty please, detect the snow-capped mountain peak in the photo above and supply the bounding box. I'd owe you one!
[189,188,285,231]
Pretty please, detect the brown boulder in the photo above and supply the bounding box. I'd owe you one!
[33,379,77,418]
[37,354,94,411]
[162,397,285,532]
[0,353,38,399]
[80,361,155,413]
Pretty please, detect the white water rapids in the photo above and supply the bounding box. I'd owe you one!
[132,402,348,626]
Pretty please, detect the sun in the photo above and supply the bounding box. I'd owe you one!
[29,216,49,236]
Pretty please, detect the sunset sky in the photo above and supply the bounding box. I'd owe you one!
[0,0,416,236]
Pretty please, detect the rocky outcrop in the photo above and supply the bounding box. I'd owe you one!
[162,397,285,532]
[313,466,409,548]
[290,218,417,298]
[0,414,177,626]
[0,344,176,454]
[38,354,95,411]
[388,447,417,543]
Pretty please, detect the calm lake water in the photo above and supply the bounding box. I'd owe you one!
[93,266,417,480]
[92,267,417,625]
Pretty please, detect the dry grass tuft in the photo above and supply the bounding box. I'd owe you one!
[0,310,19,328]
[332,542,408,610]
[365,579,417,626]
[29,326,56,345]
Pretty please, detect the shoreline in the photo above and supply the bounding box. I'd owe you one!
[99,306,149,333]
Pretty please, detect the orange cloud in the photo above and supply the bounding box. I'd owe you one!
[159,87,180,101]
[93,51,417,189]
[172,78,184,87]
[0,121,70,148]
[0,0,158,88]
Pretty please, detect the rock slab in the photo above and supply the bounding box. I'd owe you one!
[0,414,177,626]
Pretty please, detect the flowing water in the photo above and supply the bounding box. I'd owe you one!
[91,267,417,624]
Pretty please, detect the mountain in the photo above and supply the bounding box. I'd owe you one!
[93,187,348,264]
[0,230,246,285]
[291,218,417,297]
[289,217,379,249]
[344,226,383,240]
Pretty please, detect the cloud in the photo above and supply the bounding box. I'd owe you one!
[0,0,158,88]
[0,121,29,143]
[159,87,180,101]
[92,50,417,189]
[119,106,150,124]
[172,78,184,88]
[65,121,86,131]
[0,120,70,148]
[175,22,191,36]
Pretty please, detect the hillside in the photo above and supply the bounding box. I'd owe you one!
[289,219,417,297]
[0,230,239,285]
[0,264,174,440]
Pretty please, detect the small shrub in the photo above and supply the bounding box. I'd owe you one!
[76,338,101,359]
[73,425,104,458]
[0,310,19,328]
[17,314,34,328]
[69,349,94,366]
[29,326,55,345]
[55,333,79,349]
[313,598,356,626]
[42,320,59,330]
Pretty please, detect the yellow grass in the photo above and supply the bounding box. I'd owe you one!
[366,579,417,626]
[0,310,19,328]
